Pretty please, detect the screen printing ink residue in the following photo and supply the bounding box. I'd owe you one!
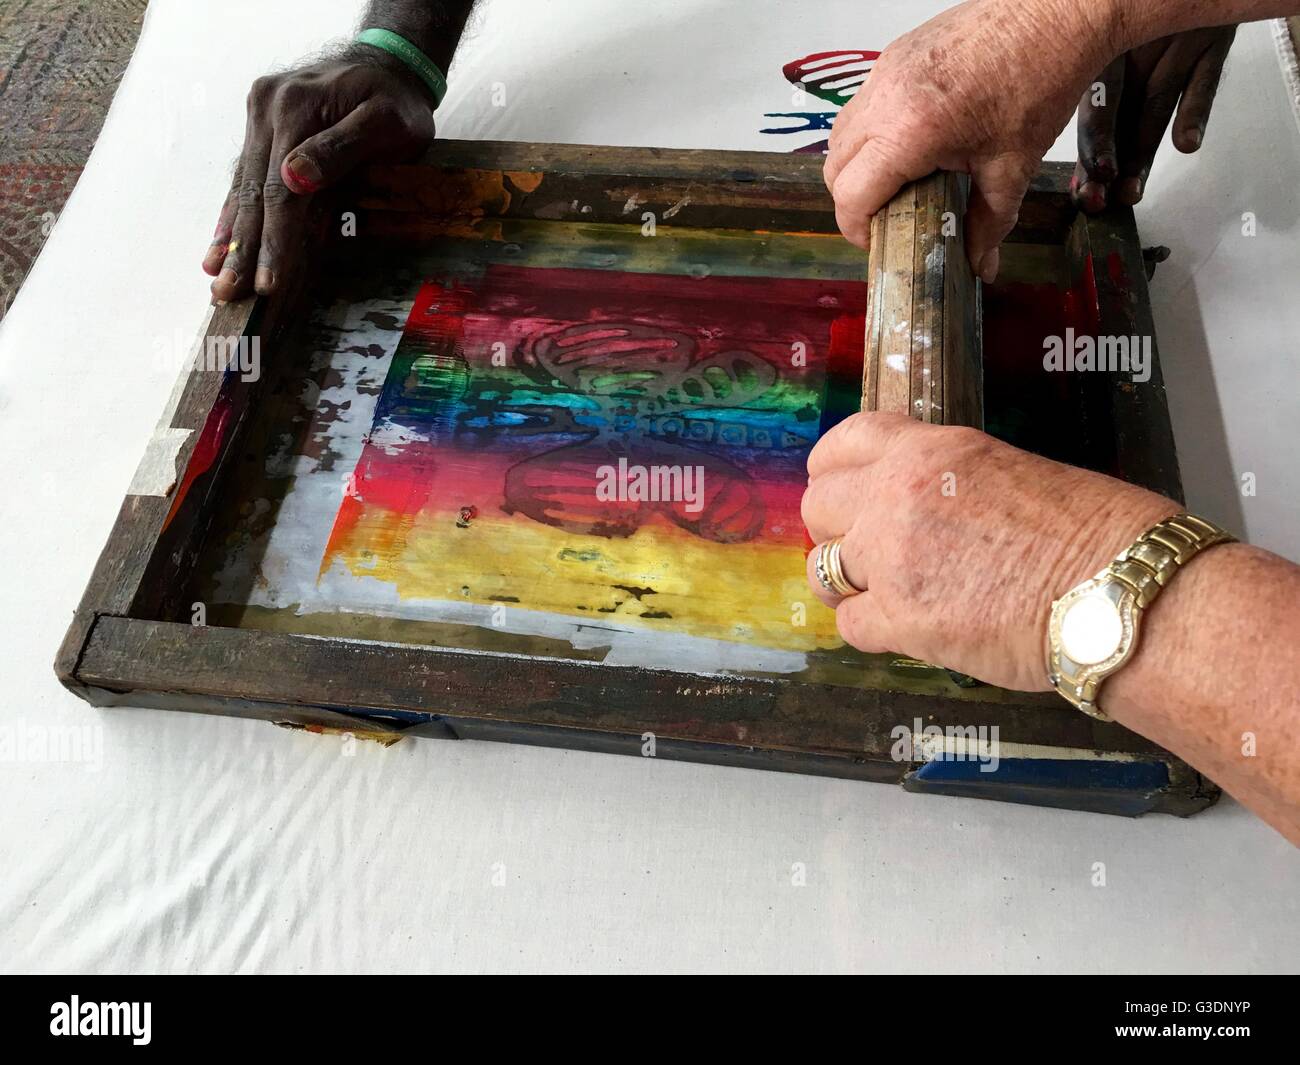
[316,264,865,661]
[761,50,879,154]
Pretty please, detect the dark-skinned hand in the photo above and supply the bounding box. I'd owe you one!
[203,50,436,302]
[1073,27,1237,213]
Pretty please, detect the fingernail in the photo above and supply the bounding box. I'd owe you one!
[1093,153,1118,181]
[978,247,1000,285]
[1079,180,1107,213]
[1118,176,1143,205]
[254,266,275,293]
[1185,128,1203,150]
[284,154,323,193]
[217,268,239,288]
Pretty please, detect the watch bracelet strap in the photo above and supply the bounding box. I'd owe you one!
[355,27,448,107]
[1055,512,1236,721]
[1109,513,1236,609]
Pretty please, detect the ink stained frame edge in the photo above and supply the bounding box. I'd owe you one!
[54,141,1210,817]
[863,170,982,427]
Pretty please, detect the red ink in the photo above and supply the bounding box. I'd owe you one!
[163,390,233,531]
[324,265,866,559]
[782,51,879,107]
[282,156,322,195]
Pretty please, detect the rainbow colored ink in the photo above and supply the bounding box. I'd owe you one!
[320,262,865,652]
[761,50,879,153]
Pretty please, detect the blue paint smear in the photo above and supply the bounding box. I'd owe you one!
[908,756,1172,816]
[914,756,1168,791]
[331,707,442,727]
[761,112,837,135]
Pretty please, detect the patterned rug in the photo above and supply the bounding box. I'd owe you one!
[0,0,148,321]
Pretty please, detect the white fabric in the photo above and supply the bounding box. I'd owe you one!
[0,0,1297,974]
[1272,18,1300,137]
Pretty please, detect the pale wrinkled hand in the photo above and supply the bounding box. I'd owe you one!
[204,51,436,302]
[823,0,1114,283]
[801,413,1179,691]
[1072,27,1237,213]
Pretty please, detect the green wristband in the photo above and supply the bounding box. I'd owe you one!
[355,27,448,107]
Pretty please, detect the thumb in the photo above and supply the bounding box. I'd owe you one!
[281,102,396,194]
[965,152,1035,284]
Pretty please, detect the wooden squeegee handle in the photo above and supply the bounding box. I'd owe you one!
[860,171,983,429]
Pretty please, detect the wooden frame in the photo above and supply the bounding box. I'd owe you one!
[864,171,981,426]
[56,141,1210,819]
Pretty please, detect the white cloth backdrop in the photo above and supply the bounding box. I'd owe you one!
[0,0,1296,974]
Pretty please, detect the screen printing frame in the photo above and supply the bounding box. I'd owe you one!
[55,140,1214,819]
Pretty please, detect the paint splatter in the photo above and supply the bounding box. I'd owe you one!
[163,384,234,530]
[761,50,879,154]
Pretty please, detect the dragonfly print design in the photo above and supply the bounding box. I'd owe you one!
[761,50,879,154]
[494,320,790,544]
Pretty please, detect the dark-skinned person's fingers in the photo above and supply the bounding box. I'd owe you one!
[1112,39,1192,207]
[1073,54,1125,213]
[260,102,435,295]
[212,162,269,302]
[202,184,240,277]
[281,100,396,195]
[280,96,432,195]
[1070,159,1107,214]
[211,78,276,303]
[255,123,316,296]
[1171,29,1235,153]
[204,49,440,302]
[252,81,335,298]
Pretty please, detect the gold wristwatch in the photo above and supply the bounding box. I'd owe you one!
[1048,513,1235,721]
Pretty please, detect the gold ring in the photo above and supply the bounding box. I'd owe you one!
[814,536,865,597]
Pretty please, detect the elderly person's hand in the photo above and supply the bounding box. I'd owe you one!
[801,413,1179,691]
[823,0,1121,283]
[1072,27,1237,213]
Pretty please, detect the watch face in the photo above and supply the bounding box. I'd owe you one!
[1059,592,1124,666]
